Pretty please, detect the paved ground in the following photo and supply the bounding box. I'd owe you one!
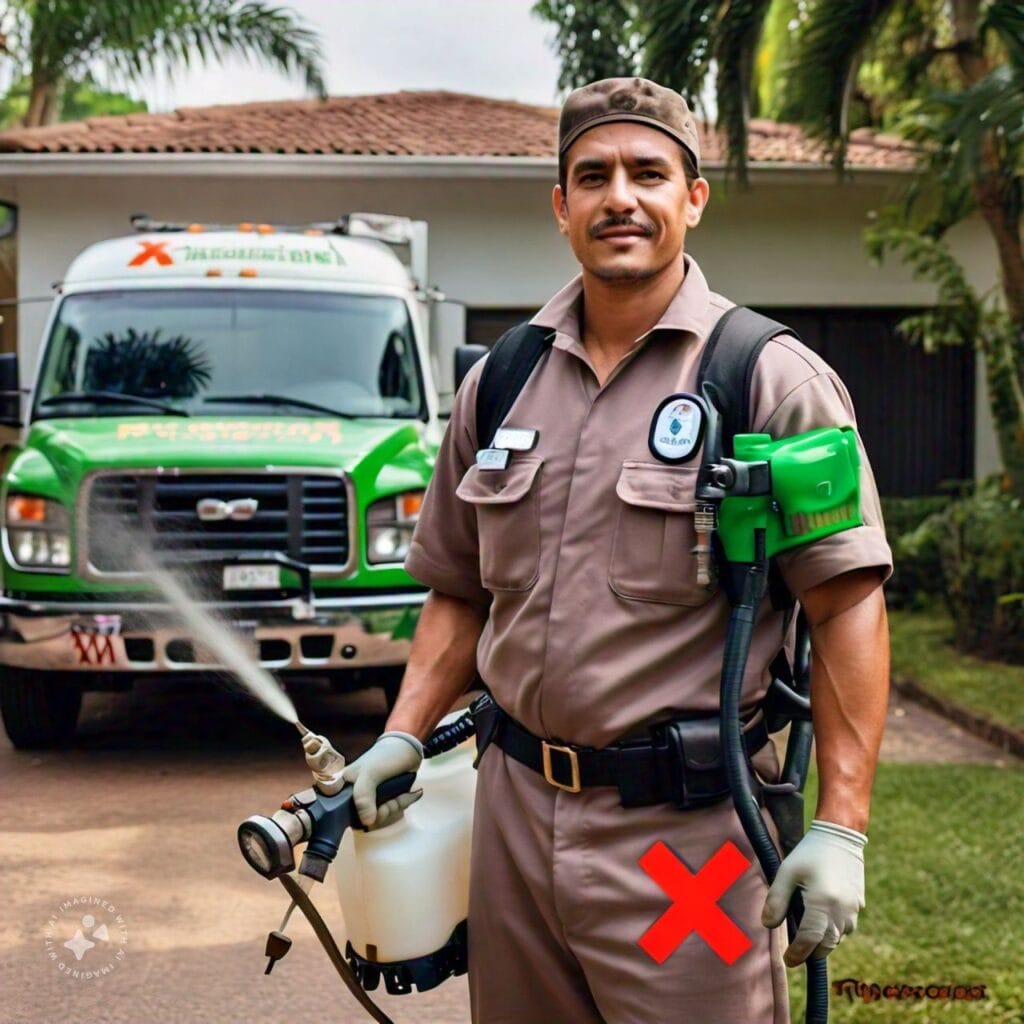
[0,677,1012,1024]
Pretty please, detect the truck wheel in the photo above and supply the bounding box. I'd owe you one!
[0,668,82,749]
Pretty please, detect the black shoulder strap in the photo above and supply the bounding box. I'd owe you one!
[698,306,801,610]
[696,306,799,457]
[474,322,553,449]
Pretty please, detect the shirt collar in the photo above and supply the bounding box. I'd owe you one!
[529,252,712,351]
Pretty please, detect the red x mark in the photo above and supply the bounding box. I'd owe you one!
[638,840,752,965]
[128,240,173,267]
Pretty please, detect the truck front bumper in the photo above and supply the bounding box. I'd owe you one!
[0,592,426,674]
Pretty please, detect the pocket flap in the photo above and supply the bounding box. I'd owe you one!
[615,461,697,512]
[456,456,543,505]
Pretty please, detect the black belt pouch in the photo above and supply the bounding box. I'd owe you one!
[657,717,732,809]
[469,692,503,769]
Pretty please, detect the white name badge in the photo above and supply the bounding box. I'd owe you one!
[493,427,539,451]
[476,448,511,471]
[648,393,707,464]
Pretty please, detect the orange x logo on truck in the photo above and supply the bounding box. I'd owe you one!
[128,240,173,267]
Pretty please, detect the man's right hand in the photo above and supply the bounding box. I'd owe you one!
[340,732,424,829]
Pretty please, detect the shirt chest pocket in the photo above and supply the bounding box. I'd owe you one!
[609,461,717,606]
[456,457,543,591]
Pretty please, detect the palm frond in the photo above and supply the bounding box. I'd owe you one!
[147,1,326,97]
[782,0,902,172]
[26,0,325,97]
[532,0,641,93]
[896,65,1024,232]
[28,0,168,84]
[714,0,774,185]
[638,0,719,111]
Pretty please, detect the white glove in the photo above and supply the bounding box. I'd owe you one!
[340,732,424,830]
[302,732,347,795]
[761,819,867,967]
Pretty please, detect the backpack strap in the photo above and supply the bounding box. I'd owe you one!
[474,322,554,449]
[696,306,797,457]
[697,306,802,609]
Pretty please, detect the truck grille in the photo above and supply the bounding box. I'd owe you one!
[85,473,350,574]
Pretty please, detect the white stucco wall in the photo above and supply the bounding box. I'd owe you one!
[0,162,1003,475]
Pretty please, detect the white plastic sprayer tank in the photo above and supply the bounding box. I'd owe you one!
[334,711,477,963]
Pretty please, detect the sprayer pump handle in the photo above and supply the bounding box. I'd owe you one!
[369,771,417,810]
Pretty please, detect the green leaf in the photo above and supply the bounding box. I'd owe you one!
[639,0,719,110]
[12,0,327,121]
[781,0,902,172]
[714,0,774,185]
[531,0,641,92]
[982,0,1024,75]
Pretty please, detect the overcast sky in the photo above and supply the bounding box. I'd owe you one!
[139,0,565,111]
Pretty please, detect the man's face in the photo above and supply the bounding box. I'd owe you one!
[552,122,709,282]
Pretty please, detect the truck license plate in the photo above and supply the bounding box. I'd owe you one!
[223,565,281,591]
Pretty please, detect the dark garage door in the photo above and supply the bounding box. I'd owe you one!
[465,306,974,496]
[758,308,974,497]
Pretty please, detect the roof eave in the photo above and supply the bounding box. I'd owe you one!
[0,151,915,182]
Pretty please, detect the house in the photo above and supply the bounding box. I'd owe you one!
[0,90,1000,496]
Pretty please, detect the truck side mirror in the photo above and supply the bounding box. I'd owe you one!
[454,345,489,393]
[0,352,22,427]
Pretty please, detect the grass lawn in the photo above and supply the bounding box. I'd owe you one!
[888,607,1024,734]
[785,762,1024,1023]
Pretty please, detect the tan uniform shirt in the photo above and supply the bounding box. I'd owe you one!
[406,254,892,748]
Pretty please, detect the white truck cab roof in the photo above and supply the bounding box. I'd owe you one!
[62,215,422,293]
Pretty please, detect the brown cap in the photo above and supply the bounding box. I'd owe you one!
[558,77,700,170]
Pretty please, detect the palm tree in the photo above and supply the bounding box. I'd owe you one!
[84,329,213,398]
[0,0,326,127]
[534,0,1024,498]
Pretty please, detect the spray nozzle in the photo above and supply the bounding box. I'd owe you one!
[301,730,347,796]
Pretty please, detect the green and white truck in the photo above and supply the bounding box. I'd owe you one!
[0,213,482,748]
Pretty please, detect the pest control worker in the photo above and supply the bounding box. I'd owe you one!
[341,78,892,1023]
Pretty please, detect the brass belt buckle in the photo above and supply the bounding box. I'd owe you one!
[541,741,581,793]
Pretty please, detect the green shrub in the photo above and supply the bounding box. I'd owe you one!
[881,495,948,608]
[934,484,1024,663]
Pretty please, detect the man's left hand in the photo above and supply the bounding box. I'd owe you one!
[761,819,867,967]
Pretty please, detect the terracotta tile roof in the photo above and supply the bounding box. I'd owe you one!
[0,90,916,170]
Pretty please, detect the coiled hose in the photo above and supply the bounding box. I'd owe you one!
[422,708,477,757]
[719,533,829,1024]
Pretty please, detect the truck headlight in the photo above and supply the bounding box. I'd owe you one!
[5,495,72,570]
[366,491,424,565]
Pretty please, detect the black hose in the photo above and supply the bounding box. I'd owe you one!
[719,537,829,1024]
[781,617,815,792]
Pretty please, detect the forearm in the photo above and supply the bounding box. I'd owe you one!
[802,570,890,834]
[384,589,488,742]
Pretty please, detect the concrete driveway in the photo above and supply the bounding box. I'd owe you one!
[0,679,471,1024]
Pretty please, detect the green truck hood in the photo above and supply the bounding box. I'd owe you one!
[3,415,435,595]
[19,415,420,478]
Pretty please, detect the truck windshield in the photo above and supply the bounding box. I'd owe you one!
[34,289,425,419]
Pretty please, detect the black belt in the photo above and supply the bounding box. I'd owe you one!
[477,698,770,810]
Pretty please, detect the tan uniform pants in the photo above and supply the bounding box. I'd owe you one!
[467,744,791,1024]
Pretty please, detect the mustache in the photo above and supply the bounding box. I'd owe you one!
[589,216,655,239]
